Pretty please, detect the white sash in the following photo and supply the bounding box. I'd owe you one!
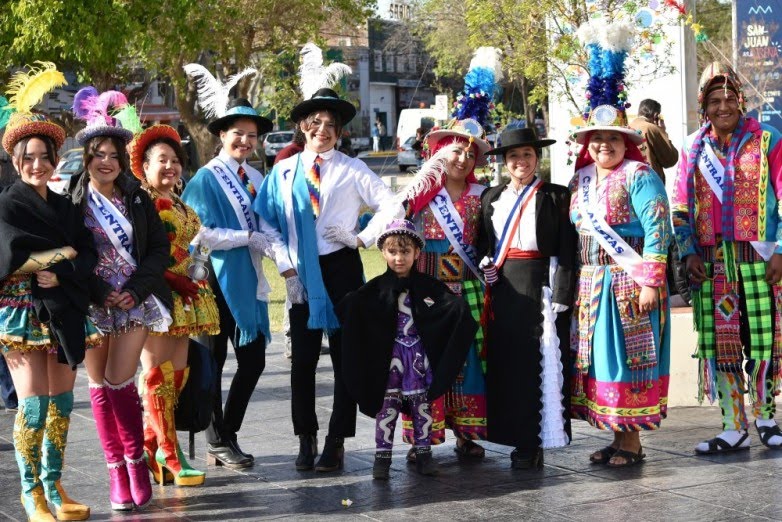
[428,185,483,280]
[698,140,776,261]
[208,159,258,232]
[88,185,136,268]
[578,163,646,286]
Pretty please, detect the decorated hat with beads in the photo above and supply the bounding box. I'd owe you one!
[1,62,67,155]
[376,219,425,249]
[72,87,134,145]
[570,19,644,145]
[698,61,745,124]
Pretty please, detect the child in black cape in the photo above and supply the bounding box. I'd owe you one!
[339,219,477,479]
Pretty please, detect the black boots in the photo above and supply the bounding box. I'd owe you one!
[510,447,544,470]
[314,436,344,472]
[295,434,318,471]
[415,446,438,476]
[372,451,392,480]
[206,441,252,469]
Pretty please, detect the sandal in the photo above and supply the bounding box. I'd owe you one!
[694,432,750,455]
[454,439,485,459]
[589,445,618,465]
[755,421,782,449]
[606,448,645,468]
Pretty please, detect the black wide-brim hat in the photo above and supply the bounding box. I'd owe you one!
[485,127,556,156]
[290,88,357,125]
[207,98,274,136]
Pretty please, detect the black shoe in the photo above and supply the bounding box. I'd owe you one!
[315,436,344,472]
[296,434,318,470]
[206,441,253,469]
[229,435,255,462]
[511,447,544,470]
[415,447,438,476]
[372,451,392,480]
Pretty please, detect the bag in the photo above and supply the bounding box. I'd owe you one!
[174,339,217,432]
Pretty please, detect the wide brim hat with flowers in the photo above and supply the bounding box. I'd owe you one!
[1,62,67,155]
[570,19,645,146]
[376,218,425,249]
[127,124,181,180]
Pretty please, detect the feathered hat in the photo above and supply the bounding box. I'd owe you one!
[183,64,273,136]
[2,62,67,155]
[114,104,182,181]
[424,47,502,166]
[698,61,745,123]
[290,43,356,124]
[73,87,135,145]
[570,19,644,145]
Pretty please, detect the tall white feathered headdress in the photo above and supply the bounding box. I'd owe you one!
[298,43,352,99]
[183,64,258,119]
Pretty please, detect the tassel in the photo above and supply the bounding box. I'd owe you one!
[723,241,738,283]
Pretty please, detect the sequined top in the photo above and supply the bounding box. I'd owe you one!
[149,191,202,278]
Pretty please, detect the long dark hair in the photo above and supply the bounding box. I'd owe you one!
[12,134,59,173]
[83,135,130,174]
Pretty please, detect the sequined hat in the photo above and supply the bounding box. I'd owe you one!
[376,219,425,249]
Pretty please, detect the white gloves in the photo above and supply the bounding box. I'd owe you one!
[285,275,308,304]
[191,227,248,251]
[323,226,358,249]
[479,256,499,286]
[551,303,569,313]
[248,231,272,258]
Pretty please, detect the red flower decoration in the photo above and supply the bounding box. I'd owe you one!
[155,198,173,211]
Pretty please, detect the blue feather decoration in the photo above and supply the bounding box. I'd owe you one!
[451,47,501,128]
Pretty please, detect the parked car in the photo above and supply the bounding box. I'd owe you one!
[49,150,83,194]
[262,131,294,167]
[397,136,418,172]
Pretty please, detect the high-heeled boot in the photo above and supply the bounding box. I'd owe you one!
[40,391,90,521]
[372,450,392,480]
[139,369,170,485]
[295,434,318,470]
[105,378,152,508]
[89,384,132,511]
[314,436,344,472]
[14,395,55,522]
[143,363,205,486]
[414,446,438,476]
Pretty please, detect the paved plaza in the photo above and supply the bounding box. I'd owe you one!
[2,339,782,521]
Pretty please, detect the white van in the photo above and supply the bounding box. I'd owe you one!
[395,108,439,151]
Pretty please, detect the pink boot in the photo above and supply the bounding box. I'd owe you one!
[89,384,133,511]
[105,378,152,509]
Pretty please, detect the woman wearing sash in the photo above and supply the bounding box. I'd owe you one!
[180,83,275,469]
[400,118,491,461]
[476,127,575,469]
[127,124,219,486]
[569,20,671,468]
[69,87,172,510]
[0,65,97,522]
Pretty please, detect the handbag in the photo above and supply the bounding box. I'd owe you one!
[175,338,217,433]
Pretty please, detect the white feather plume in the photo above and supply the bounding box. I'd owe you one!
[469,47,504,82]
[299,43,353,100]
[395,147,451,207]
[576,20,601,46]
[601,19,635,52]
[183,63,258,119]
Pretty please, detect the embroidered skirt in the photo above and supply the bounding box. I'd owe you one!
[0,274,102,354]
[89,293,170,336]
[149,280,219,338]
[571,238,670,432]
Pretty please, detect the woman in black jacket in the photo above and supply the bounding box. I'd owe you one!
[0,65,98,521]
[477,127,576,470]
[69,86,172,512]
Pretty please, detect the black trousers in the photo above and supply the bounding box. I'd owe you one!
[290,247,362,437]
[199,272,266,445]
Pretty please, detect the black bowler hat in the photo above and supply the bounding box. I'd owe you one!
[207,98,274,136]
[290,88,357,125]
[485,127,556,156]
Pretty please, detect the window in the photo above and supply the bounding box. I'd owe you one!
[374,50,383,72]
[386,53,395,72]
[408,54,417,73]
[397,55,407,73]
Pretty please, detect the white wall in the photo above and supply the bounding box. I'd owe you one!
[370,83,397,137]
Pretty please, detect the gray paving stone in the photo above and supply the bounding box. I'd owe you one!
[2,338,782,520]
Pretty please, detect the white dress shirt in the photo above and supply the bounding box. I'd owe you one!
[260,147,402,274]
[490,182,538,251]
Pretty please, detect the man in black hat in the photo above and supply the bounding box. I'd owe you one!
[182,98,276,468]
[256,88,402,472]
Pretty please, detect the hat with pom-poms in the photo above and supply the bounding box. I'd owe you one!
[570,19,644,145]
